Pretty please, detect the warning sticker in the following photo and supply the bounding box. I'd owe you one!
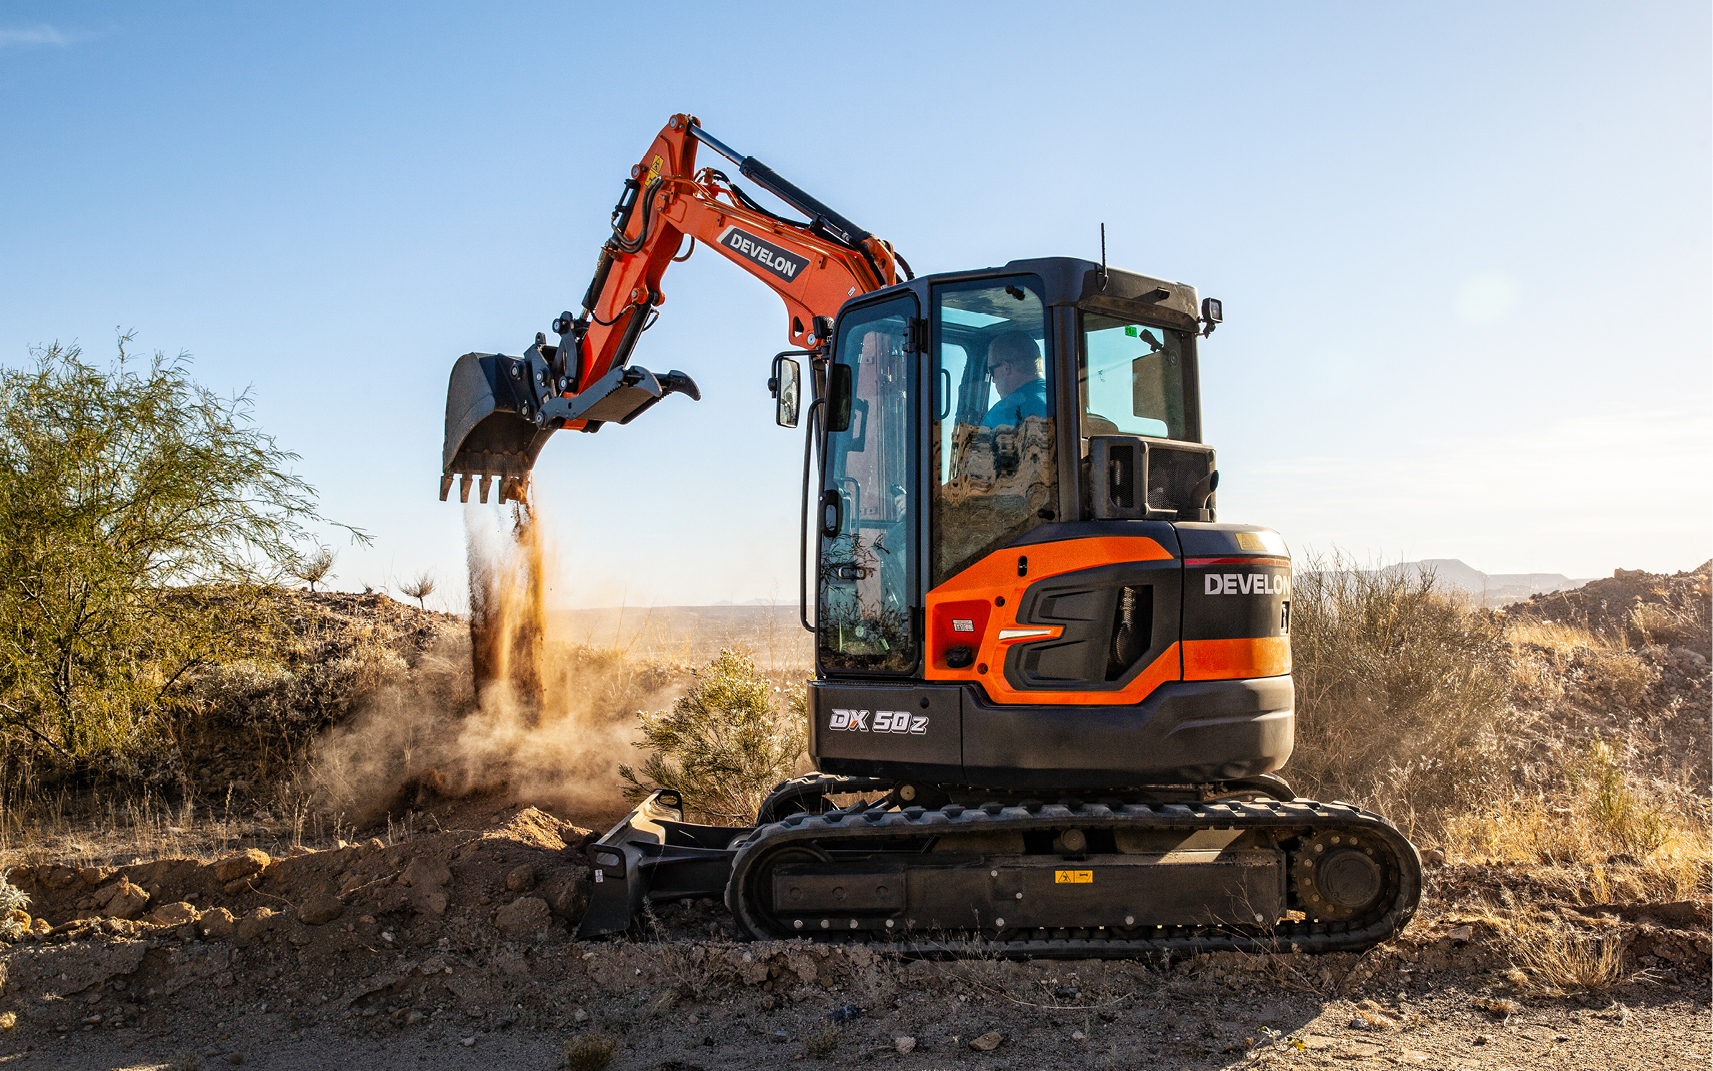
[1054,870,1093,884]
[1235,532,1264,551]
[646,154,664,186]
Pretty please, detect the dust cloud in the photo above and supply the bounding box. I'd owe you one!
[307,502,680,829]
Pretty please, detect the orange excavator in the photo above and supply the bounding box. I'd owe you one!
[442,113,1421,955]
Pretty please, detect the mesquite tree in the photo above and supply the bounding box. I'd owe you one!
[0,336,364,761]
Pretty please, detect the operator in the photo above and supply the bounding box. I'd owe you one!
[981,331,1048,429]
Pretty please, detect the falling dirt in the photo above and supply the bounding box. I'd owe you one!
[467,502,547,721]
[304,505,684,831]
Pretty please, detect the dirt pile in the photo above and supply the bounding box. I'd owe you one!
[3,800,594,978]
[176,589,465,811]
[1500,566,1711,793]
[1504,561,1711,651]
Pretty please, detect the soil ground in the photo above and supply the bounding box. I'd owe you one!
[1,798,1707,1070]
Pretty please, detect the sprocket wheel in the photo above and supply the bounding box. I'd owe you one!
[1291,829,1386,921]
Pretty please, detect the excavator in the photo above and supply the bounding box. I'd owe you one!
[441,113,1421,955]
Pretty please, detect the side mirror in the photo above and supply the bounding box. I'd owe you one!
[772,357,801,428]
[826,363,853,433]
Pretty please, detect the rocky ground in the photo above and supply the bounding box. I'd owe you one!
[0,796,1706,1070]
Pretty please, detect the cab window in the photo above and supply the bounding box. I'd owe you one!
[1079,313,1190,440]
[932,276,1056,586]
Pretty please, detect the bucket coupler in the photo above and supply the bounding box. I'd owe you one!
[576,789,751,939]
[441,343,700,503]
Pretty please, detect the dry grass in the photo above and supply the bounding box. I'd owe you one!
[803,1022,842,1058]
[1498,915,1637,995]
[1504,618,1619,653]
[1442,738,1710,902]
[1288,553,1515,833]
[561,1033,617,1071]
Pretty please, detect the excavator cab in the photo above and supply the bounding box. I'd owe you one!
[805,257,1293,792]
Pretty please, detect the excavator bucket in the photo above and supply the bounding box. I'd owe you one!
[440,352,555,505]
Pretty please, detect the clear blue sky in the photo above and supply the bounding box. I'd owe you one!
[4,3,1708,609]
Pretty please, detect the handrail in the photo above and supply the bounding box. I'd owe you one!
[799,396,827,634]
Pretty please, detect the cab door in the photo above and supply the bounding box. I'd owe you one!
[817,294,919,675]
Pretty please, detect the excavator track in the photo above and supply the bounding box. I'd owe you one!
[724,797,1421,958]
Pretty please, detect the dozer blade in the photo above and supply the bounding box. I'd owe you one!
[441,352,555,504]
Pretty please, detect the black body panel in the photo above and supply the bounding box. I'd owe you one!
[814,676,1293,789]
[809,681,963,782]
[960,677,1293,788]
[1176,522,1293,644]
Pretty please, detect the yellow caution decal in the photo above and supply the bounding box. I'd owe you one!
[1235,532,1264,551]
[1054,870,1093,884]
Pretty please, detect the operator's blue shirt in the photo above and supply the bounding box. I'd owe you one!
[981,378,1049,429]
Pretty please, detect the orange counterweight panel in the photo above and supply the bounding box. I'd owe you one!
[924,536,1179,706]
[1182,636,1292,680]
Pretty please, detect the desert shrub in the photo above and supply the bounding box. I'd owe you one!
[1288,553,1514,830]
[562,1033,617,1071]
[1578,737,1670,853]
[804,1021,842,1058]
[0,336,362,764]
[619,647,805,824]
[288,547,336,592]
[0,868,29,938]
[1500,915,1634,995]
[1628,593,1709,649]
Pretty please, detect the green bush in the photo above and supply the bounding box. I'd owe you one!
[0,336,362,765]
[0,868,30,939]
[619,647,805,824]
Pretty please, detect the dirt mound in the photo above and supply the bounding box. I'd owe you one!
[1499,566,1711,794]
[4,803,594,953]
[1505,561,1711,651]
[178,589,465,809]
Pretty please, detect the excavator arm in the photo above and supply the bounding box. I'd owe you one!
[441,113,907,504]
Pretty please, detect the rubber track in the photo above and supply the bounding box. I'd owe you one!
[725,798,1422,959]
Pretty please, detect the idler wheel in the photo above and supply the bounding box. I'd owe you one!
[1292,831,1385,920]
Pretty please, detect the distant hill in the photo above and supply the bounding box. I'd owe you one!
[1376,559,1595,607]
[549,603,812,665]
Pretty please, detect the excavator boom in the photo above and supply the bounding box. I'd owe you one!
[440,113,904,504]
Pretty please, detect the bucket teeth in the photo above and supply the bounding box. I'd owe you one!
[478,475,492,504]
[459,473,472,504]
[438,474,453,502]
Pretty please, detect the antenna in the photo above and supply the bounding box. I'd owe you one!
[1099,222,1108,291]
